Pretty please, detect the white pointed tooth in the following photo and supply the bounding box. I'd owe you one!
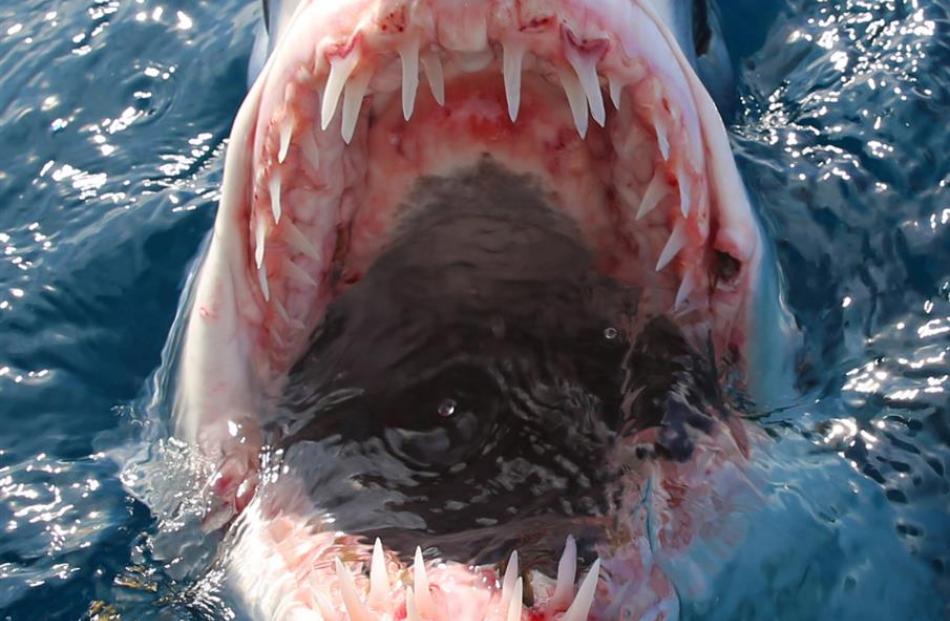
[413,547,435,614]
[561,559,600,621]
[257,263,270,302]
[421,51,445,106]
[278,120,293,164]
[399,39,420,121]
[678,171,692,218]
[549,535,577,610]
[254,215,267,269]
[405,587,421,621]
[502,42,525,122]
[311,591,337,621]
[636,171,668,221]
[565,46,605,127]
[300,129,321,173]
[273,298,291,325]
[285,258,318,287]
[500,550,519,612]
[268,172,282,223]
[654,118,670,161]
[506,577,523,621]
[369,538,390,607]
[283,219,321,262]
[674,270,696,311]
[334,557,374,621]
[608,75,623,110]
[341,70,371,144]
[321,52,360,130]
[656,220,687,272]
[558,69,588,139]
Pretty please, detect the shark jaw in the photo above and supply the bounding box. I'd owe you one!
[174,0,767,618]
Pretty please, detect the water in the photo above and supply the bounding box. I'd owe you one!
[0,0,946,619]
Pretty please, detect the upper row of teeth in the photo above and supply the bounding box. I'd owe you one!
[319,536,600,621]
[313,34,625,147]
[257,26,705,313]
[310,28,695,199]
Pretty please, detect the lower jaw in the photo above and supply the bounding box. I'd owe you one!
[221,189,755,620]
[225,413,756,621]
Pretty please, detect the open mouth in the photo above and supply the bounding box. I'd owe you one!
[177,1,763,619]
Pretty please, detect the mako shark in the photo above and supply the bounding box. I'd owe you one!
[171,0,796,619]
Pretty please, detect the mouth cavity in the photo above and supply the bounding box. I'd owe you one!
[186,1,763,619]
[234,0,757,383]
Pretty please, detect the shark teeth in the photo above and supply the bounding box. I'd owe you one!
[561,558,601,621]
[500,549,520,613]
[506,577,524,621]
[284,258,317,287]
[257,263,270,301]
[268,29,706,326]
[268,171,282,223]
[413,546,435,614]
[334,557,375,621]
[278,120,293,164]
[312,538,604,619]
[400,38,420,121]
[678,167,692,218]
[608,75,623,110]
[254,213,267,270]
[421,50,445,106]
[368,537,390,606]
[656,219,687,271]
[405,587,421,621]
[549,535,577,611]
[565,43,606,127]
[283,219,321,262]
[503,42,526,122]
[654,115,671,160]
[674,269,697,311]
[299,128,320,173]
[341,70,371,144]
[637,170,668,220]
[558,67,589,139]
[321,50,360,130]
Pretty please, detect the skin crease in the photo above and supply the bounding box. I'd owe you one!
[167,0,794,619]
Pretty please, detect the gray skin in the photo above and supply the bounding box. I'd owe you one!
[250,0,737,116]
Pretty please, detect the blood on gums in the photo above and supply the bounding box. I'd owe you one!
[563,25,610,58]
[325,32,363,61]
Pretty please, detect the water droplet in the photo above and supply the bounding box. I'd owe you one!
[604,327,618,340]
[438,399,457,418]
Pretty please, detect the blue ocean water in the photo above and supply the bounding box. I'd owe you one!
[0,1,946,620]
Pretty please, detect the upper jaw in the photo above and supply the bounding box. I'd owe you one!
[176,0,761,462]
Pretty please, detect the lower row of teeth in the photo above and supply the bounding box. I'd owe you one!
[324,536,600,621]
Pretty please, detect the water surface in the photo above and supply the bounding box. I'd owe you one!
[0,1,946,619]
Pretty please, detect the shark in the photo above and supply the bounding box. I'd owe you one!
[168,0,799,618]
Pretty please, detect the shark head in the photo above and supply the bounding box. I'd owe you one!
[171,0,795,618]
